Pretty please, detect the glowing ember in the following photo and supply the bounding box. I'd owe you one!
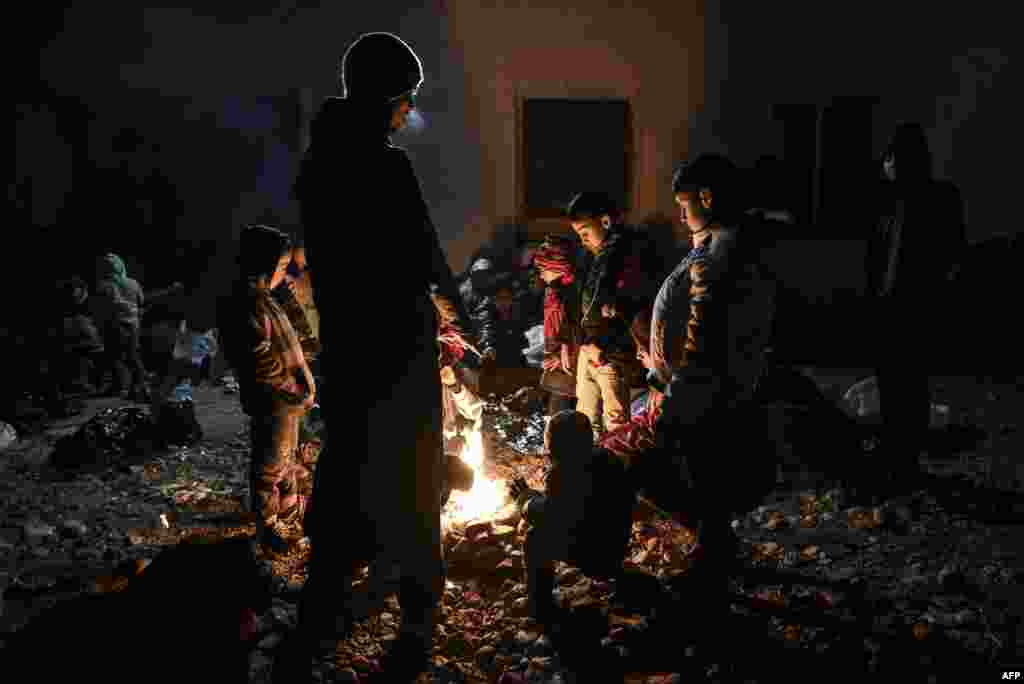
[443,428,508,530]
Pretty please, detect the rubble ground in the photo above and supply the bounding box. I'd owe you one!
[2,373,1023,682]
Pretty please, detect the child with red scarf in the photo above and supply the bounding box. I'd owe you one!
[533,235,580,418]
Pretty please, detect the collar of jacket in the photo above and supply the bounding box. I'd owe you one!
[689,220,719,247]
[594,227,624,256]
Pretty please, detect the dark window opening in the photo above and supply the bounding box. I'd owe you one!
[521,98,632,220]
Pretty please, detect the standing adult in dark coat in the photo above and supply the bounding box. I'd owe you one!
[282,32,475,682]
[867,122,966,492]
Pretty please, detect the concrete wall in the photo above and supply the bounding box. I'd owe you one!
[445,0,705,265]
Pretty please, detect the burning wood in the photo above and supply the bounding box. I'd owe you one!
[443,427,510,534]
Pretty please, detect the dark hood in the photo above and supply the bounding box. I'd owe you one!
[309,96,392,149]
[294,97,394,203]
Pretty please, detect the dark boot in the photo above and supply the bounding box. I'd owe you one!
[255,519,292,558]
[377,632,431,683]
[377,577,434,682]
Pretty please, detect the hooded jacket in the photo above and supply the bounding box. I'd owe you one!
[95,254,144,328]
[220,281,306,418]
[294,96,475,558]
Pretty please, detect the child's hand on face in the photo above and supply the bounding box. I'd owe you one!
[509,476,530,501]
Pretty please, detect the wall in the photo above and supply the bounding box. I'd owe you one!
[20,2,1018,335]
[697,2,1017,243]
[445,0,705,265]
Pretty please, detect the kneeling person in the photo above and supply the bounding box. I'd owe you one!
[509,410,635,624]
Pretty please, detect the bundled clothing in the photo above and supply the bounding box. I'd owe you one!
[220,280,311,530]
[534,237,581,412]
[577,228,656,362]
[535,239,580,368]
[93,254,147,397]
[273,281,321,360]
[458,256,532,366]
[95,254,145,326]
[221,282,308,418]
[598,382,665,466]
[650,221,775,404]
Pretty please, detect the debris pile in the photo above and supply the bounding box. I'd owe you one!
[48,406,154,472]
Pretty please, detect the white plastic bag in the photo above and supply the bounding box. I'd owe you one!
[843,376,879,417]
[0,421,17,451]
[523,324,546,368]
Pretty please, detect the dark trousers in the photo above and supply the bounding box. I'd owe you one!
[99,322,147,391]
[297,437,441,650]
[875,358,930,473]
[658,375,741,552]
[547,391,576,417]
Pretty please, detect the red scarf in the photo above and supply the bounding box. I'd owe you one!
[533,253,575,286]
[543,288,568,345]
[438,323,465,367]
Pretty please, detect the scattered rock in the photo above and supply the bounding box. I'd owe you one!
[557,567,581,586]
[529,634,553,657]
[22,520,56,546]
[335,667,359,682]
[257,632,283,650]
[60,519,88,538]
[475,644,497,669]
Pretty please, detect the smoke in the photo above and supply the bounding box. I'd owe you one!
[403,108,427,134]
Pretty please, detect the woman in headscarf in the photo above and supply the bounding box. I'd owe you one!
[93,253,149,401]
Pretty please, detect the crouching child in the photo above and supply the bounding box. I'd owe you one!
[219,225,316,558]
[508,410,635,626]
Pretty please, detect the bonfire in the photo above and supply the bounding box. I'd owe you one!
[442,426,510,534]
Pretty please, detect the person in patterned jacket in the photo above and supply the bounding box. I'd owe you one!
[219,225,316,558]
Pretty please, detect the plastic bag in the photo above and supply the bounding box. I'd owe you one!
[0,421,17,451]
[523,324,546,368]
[171,320,191,361]
[843,376,879,417]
